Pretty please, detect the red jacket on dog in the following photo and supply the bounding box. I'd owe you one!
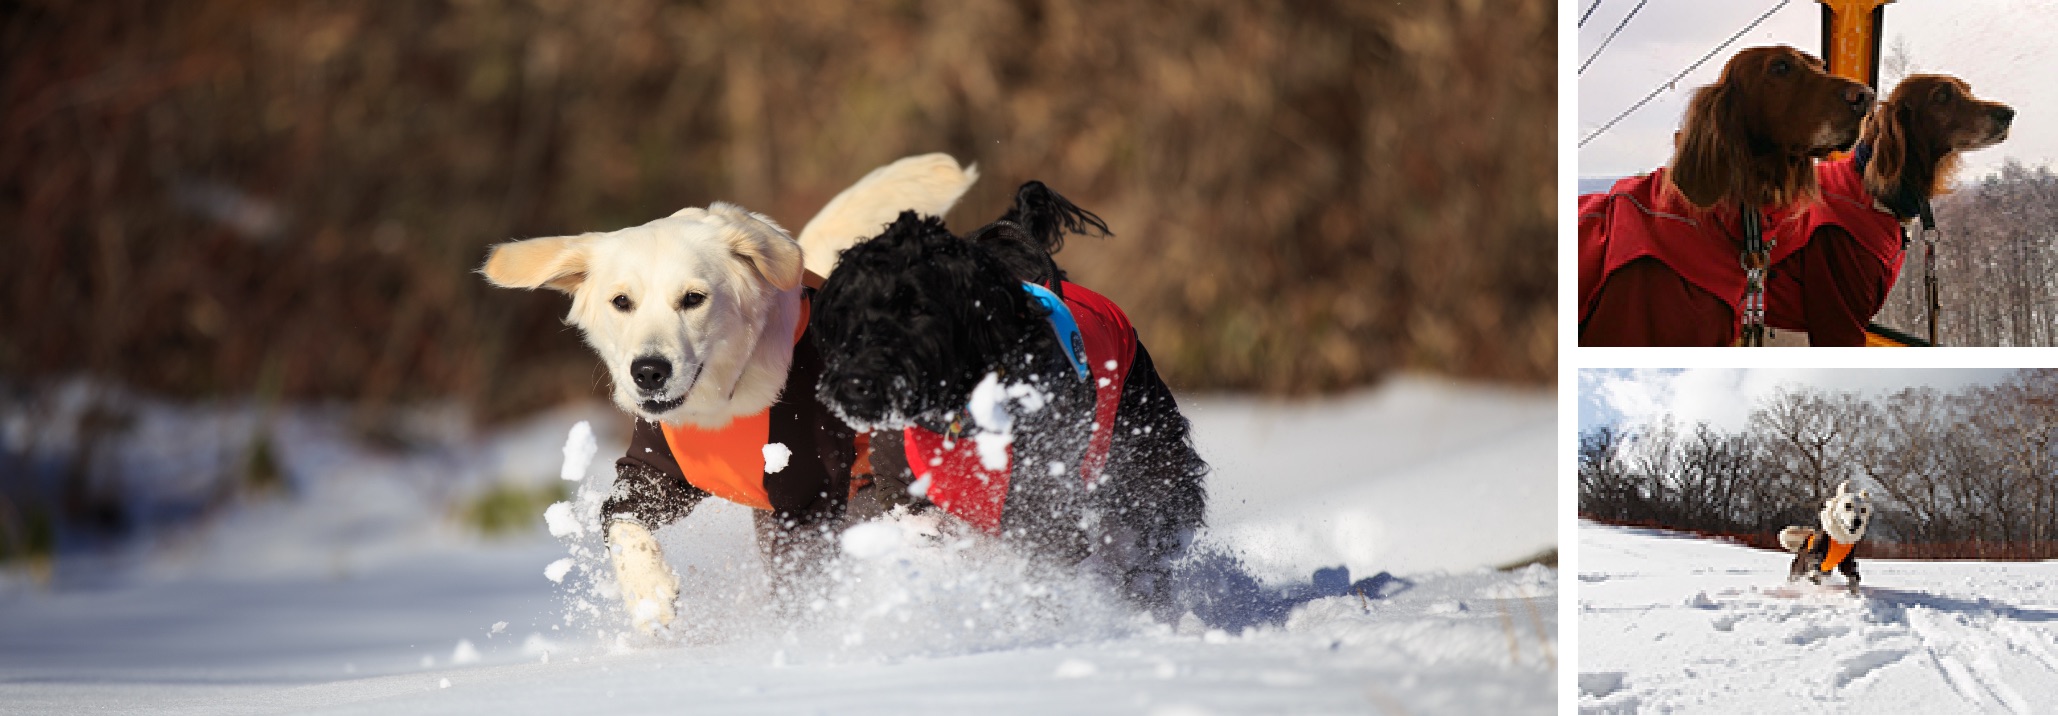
[905,281,1135,534]
[1764,155,1909,346]
[1579,162,1904,346]
[1579,169,1801,345]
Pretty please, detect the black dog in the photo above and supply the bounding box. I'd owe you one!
[811,183,1208,611]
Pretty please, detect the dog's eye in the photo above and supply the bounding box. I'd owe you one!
[611,295,633,312]
[1769,58,1791,77]
[1935,86,1955,104]
[679,292,708,310]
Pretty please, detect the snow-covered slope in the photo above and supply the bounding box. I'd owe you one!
[0,377,1555,715]
[1579,520,2058,714]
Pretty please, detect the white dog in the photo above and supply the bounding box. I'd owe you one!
[481,154,976,632]
[1778,480,1873,595]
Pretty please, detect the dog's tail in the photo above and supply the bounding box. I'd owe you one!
[1778,526,1817,553]
[996,180,1111,256]
[798,153,979,278]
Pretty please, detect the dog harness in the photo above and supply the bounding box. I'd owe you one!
[1764,154,1908,333]
[1022,281,1091,380]
[904,281,1137,534]
[654,295,813,511]
[1805,532,1856,573]
[1579,170,1816,341]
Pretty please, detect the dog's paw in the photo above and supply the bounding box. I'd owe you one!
[608,521,680,633]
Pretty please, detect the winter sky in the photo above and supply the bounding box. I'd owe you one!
[1577,368,2022,432]
[1578,0,2058,181]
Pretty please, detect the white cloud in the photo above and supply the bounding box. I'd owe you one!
[1582,368,2019,432]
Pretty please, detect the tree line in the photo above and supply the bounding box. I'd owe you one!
[1581,369,2058,560]
[1877,161,2058,346]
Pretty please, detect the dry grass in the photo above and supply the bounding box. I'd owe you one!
[0,0,1555,420]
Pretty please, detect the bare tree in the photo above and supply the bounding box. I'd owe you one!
[1580,371,2058,559]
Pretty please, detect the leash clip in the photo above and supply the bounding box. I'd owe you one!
[1738,205,1772,347]
[1915,198,1941,346]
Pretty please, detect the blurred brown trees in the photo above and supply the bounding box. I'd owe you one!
[1,0,1555,420]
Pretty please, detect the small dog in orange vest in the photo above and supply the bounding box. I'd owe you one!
[1778,480,1873,595]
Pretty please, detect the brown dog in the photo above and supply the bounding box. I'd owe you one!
[1669,45,1877,209]
[1765,74,2014,345]
[1579,46,1875,346]
[1856,74,2014,210]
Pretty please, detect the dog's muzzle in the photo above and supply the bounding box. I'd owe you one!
[629,356,696,413]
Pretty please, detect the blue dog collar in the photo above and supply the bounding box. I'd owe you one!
[1021,282,1091,381]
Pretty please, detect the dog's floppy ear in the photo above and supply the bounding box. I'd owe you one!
[1861,99,1907,199]
[708,202,803,291]
[1668,80,1743,209]
[481,234,594,294]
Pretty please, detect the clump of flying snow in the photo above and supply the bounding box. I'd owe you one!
[837,520,903,560]
[761,443,790,474]
[968,373,1014,470]
[1005,382,1047,413]
[450,639,480,665]
[560,420,596,481]
[542,502,582,538]
[538,419,647,639]
[543,558,574,583]
[963,373,1047,472]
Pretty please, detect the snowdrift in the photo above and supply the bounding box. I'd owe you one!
[1580,520,2058,714]
[0,378,1554,714]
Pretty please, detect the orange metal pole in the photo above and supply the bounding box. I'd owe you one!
[1818,0,1893,87]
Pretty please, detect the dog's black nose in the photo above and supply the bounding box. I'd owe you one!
[1996,106,2016,126]
[1846,84,1875,114]
[630,357,671,391]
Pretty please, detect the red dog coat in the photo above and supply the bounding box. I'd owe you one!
[904,281,1136,534]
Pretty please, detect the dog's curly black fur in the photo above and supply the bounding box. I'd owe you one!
[811,184,1207,610]
[811,213,1053,429]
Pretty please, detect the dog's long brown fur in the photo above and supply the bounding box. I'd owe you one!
[1668,46,1874,210]
[1856,74,2015,213]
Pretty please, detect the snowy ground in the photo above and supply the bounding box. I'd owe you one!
[1579,520,2058,715]
[0,377,1554,715]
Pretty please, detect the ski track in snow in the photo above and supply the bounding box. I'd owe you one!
[0,377,1555,715]
[1579,521,2058,714]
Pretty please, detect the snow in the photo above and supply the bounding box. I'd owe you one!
[0,376,1553,714]
[967,371,1014,471]
[1579,520,2058,714]
[1054,658,1099,678]
[761,442,790,474]
[541,501,582,538]
[560,420,595,481]
[452,639,481,665]
[836,520,904,560]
